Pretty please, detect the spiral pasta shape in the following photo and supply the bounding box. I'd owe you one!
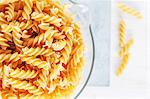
[116,54,130,76]
[31,12,62,26]
[5,4,15,21]
[60,34,73,64]
[22,0,33,20]
[117,3,143,19]
[21,56,50,70]
[0,0,84,98]
[0,34,9,47]
[119,19,126,47]
[36,69,49,89]
[119,38,134,58]
[2,65,10,89]
[52,40,66,51]
[18,20,33,30]
[68,45,84,69]
[22,47,54,57]
[1,23,13,41]
[9,68,39,79]
[8,78,44,95]
[35,0,45,13]
[0,12,8,24]
[23,28,56,47]
[50,63,65,81]
[0,52,20,63]
[38,23,50,30]
[12,26,23,48]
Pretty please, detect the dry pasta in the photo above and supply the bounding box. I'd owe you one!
[119,38,134,58]
[119,19,126,48]
[9,68,39,79]
[0,0,84,98]
[117,2,143,19]
[5,3,15,21]
[116,54,129,76]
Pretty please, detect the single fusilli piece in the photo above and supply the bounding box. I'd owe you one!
[0,52,20,63]
[50,63,65,81]
[116,54,130,76]
[0,12,8,24]
[60,34,73,64]
[5,3,15,21]
[35,69,49,89]
[38,23,50,30]
[12,26,23,48]
[31,12,62,27]
[8,78,44,95]
[117,3,143,19]
[16,20,33,30]
[1,23,13,41]
[0,34,9,47]
[22,0,33,20]
[9,68,39,79]
[22,47,54,57]
[2,65,10,89]
[119,19,126,47]
[52,40,66,51]
[35,0,45,13]
[21,56,50,70]
[68,45,84,69]
[119,38,134,58]
[23,28,56,47]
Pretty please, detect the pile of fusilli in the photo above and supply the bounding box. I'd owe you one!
[0,0,84,98]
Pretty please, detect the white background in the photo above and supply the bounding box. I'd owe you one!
[79,0,149,99]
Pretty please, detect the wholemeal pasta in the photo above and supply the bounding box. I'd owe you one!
[0,0,85,98]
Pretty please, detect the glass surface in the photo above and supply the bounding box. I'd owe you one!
[62,0,95,98]
[68,0,110,87]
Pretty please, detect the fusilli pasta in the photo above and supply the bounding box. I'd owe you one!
[118,2,143,19]
[119,19,126,47]
[0,0,85,98]
[9,68,39,79]
[119,38,134,58]
[31,12,62,27]
[21,56,50,70]
[5,3,15,21]
[8,78,44,95]
[22,47,54,57]
[0,52,20,63]
[116,54,129,76]
[12,26,23,48]
[22,0,33,20]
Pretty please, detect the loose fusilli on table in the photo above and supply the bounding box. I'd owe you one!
[0,0,84,98]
